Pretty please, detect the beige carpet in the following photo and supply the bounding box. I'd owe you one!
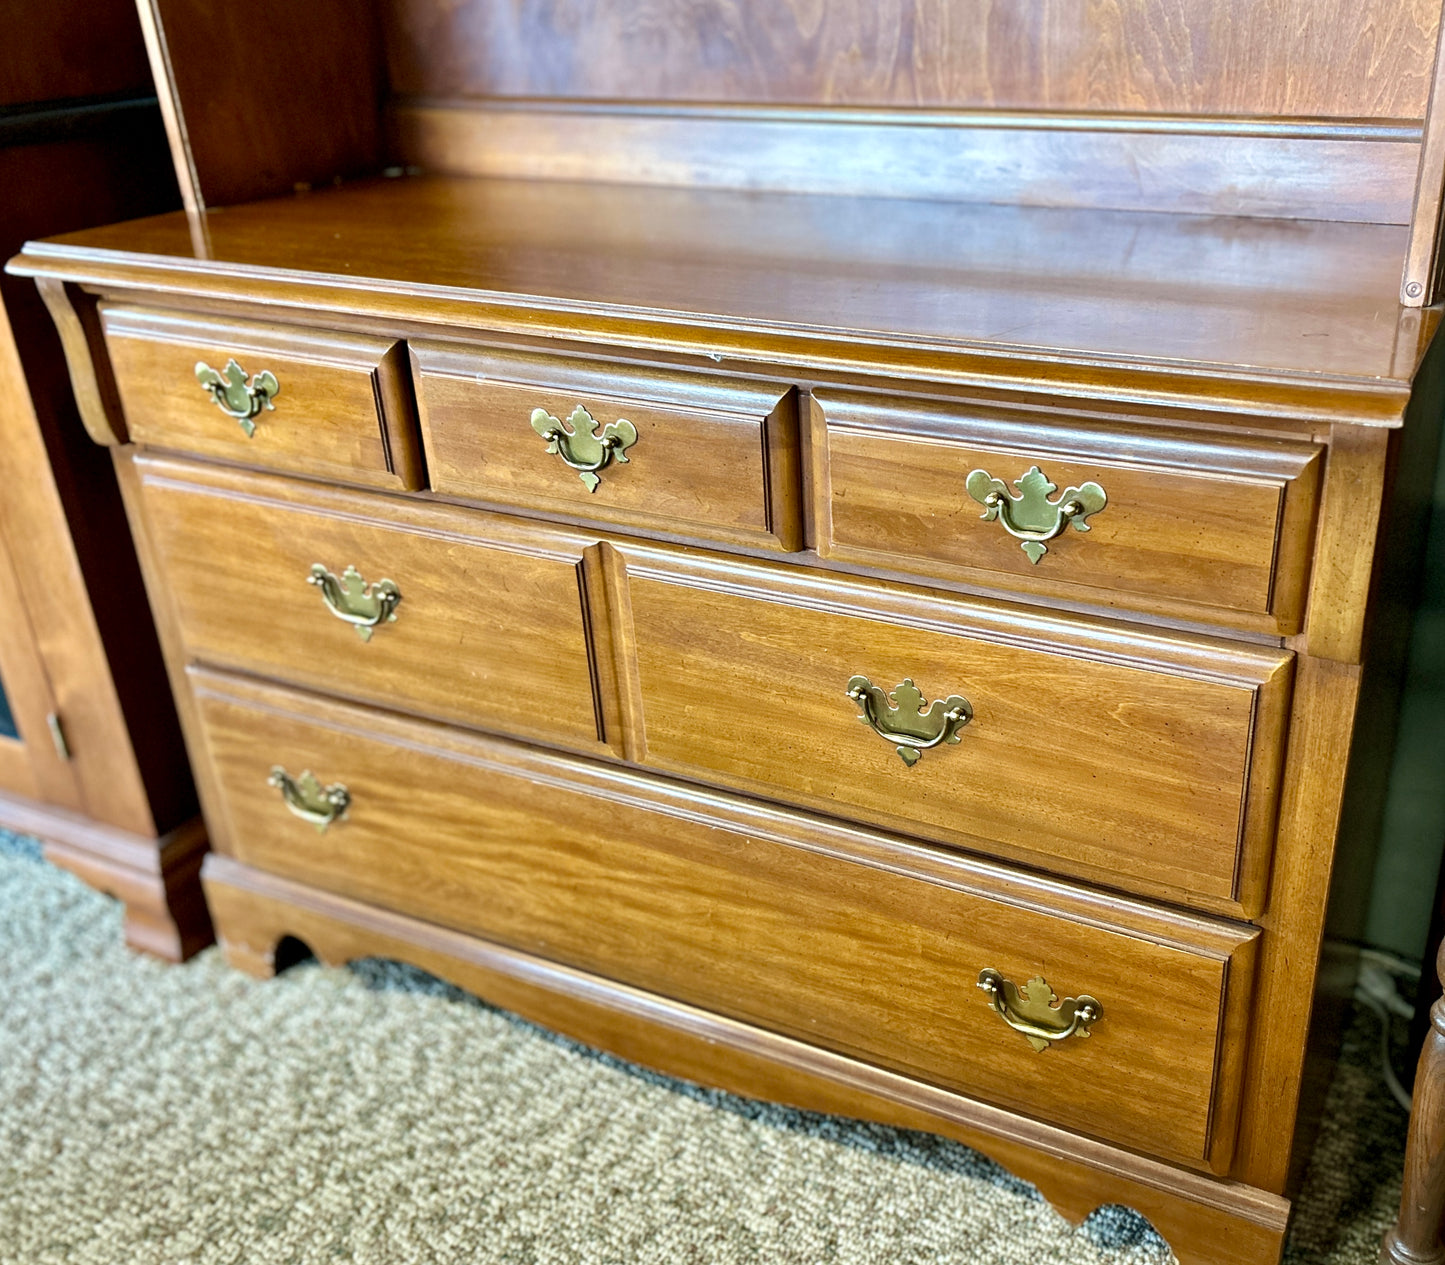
[0,833,1413,1264]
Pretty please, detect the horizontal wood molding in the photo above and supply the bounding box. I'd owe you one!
[392,100,1422,224]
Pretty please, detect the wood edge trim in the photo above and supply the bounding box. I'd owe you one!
[593,541,646,762]
[762,388,803,551]
[0,787,200,875]
[376,341,427,491]
[200,851,1289,1232]
[34,279,127,446]
[394,97,1424,142]
[134,0,204,220]
[1232,655,1297,917]
[621,541,1292,684]
[801,391,832,555]
[1301,426,1393,663]
[6,250,1415,429]
[1268,446,1326,632]
[1403,1,1445,304]
[1203,934,1264,1176]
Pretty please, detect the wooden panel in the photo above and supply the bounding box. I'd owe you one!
[412,341,801,550]
[0,0,152,107]
[620,544,1294,916]
[101,306,423,490]
[379,0,1439,119]
[191,666,1260,1171]
[394,103,1421,225]
[815,391,1322,632]
[136,0,382,213]
[132,457,608,756]
[16,177,1429,423]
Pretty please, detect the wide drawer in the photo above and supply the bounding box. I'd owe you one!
[133,457,610,756]
[619,544,1293,917]
[811,391,1322,633]
[102,306,424,490]
[411,342,801,550]
[191,666,1260,1172]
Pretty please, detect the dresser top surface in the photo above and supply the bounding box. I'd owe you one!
[16,173,1438,414]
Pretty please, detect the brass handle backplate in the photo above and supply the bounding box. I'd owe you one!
[977,969,1102,1051]
[268,766,349,832]
[846,675,972,767]
[195,358,279,437]
[965,465,1107,564]
[308,564,401,641]
[530,404,638,492]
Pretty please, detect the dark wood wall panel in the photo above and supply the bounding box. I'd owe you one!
[381,0,1441,120]
[140,0,385,210]
[0,0,153,107]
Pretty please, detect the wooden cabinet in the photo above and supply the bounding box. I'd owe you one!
[0,0,201,958]
[15,1,1445,1260]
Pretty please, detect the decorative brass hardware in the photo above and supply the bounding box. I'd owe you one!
[195,358,280,437]
[530,404,638,492]
[268,766,350,832]
[307,564,401,641]
[846,675,972,767]
[977,969,1102,1051]
[965,465,1107,563]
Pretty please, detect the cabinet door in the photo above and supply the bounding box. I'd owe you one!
[0,517,81,808]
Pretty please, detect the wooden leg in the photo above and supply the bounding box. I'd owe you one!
[1383,942,1445,1265]
[0,788,212,961]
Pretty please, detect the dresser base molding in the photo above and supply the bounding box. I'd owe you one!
[202,852,1290,1265]
[0,790,212,961]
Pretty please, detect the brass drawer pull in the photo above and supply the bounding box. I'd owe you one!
[268,766,350,832]
[530,404,638,492]
[846,675,972,767]
[965,465,1107,563]
[307,564,402,641]
[977,969,1102,1051]
[195,357,280,437]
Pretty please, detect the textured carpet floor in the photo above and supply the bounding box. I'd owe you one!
[0,832,1414,1264]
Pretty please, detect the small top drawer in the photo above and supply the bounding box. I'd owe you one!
[813,392,1322,633]
[101,307,424,491]
[411,342,801,551]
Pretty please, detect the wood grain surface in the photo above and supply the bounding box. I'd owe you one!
[412,341,801,550]
[391,101,1422,225]
[136,0,382,212]
[815,391,1322,631]
[620,541,1293,916]
[379,0,1440,119]
[13,177,1430,420]
[133,458,609,757]
[102,306,423,491]
[192,665,1259,1171]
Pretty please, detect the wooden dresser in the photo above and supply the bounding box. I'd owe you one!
[15,3,1445,1261]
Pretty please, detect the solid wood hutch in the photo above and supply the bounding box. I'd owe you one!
[14,2,1445,1261]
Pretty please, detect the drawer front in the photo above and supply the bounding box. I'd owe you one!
[103,307,424,490]
[813,392,1322,632]
[134,458,608,754]
[192,666,1259,1172]
[620,546,1292,917]
[412,342,801,550]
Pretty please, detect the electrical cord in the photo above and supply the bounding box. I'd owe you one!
[1354,951,1421,1113]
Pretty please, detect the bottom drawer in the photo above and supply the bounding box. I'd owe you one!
[191,666,1259,1171]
